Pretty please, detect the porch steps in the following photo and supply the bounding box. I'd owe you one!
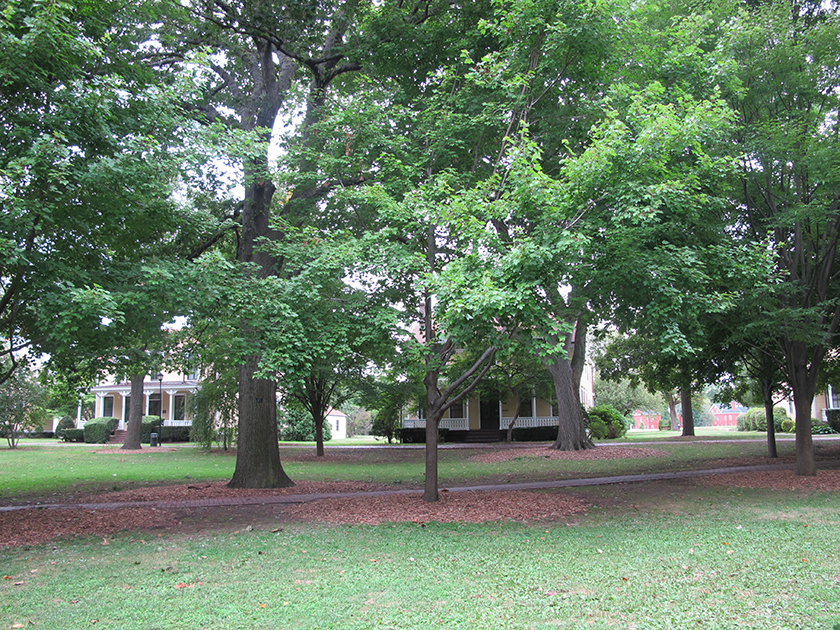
[463,429,501,443]
[108,430,127,445]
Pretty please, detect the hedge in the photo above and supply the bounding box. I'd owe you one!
[826,409,840,433]
[54,416,76,440]
[83,417,118,443]
[736,407,789,432]
[140,416,162,443]
[587,405,629,440]
[161,425,191,442]
[62,428,84,442]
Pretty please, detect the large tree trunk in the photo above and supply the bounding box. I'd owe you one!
[314,412,325,457]
[570,319,588,398]
[786,340,818,476]
[680,386,695,437]
[423,410,441,503]
[228,356,294,488]
[667,392,679,430]
[548,355,593,450]
[121,372,146,450]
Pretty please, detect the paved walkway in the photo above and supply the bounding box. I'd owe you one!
[3,459,838,514]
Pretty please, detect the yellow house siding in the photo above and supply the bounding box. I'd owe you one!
[535,398,553,417]
[469,396,480,430]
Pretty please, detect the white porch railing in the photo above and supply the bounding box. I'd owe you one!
[501,416,558,429]
[401,417,556,430]
[163,420,192,427]
[401,418,469,430]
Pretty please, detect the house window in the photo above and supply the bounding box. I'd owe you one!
[103,396,114,417]
[518,397,533,418]
[830,386,840,409]
[336,419,340,432]
[149,393,161,417]
[173,395,186,421]
[449,400,465,419]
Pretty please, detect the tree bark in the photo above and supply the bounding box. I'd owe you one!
[667,392,679,431]
[786,340,817,476]
[570,319,588,399]
[121,372,146,450]
[549,354,593,450]
[314,413,325,458]
[423,409,441,503]
[762,377,777,458]
[228,356,294,488]
[680,386,695,437]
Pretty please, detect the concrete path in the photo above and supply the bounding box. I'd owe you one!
[3,459,838,514]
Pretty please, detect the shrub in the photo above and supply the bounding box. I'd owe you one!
[162,426,191,442]
[83,417,118,443]
[511,426,557,442]
[781,418,795,433]
[62,428,84,442]
[371,407,401,443]
[395,428,449,443]
[826,409,840,433]
[812,419,837,435]
[589,417,608,439]
[140,416,162,443]
[737,407,789,432]
[54,416,76,440]
[587,405,629,440]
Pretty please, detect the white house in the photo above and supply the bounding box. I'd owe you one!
[86,369,199,430]
[326,407,348,440]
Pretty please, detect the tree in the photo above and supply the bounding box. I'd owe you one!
[162,0,463,488]
[593,373,666,420]
[260,234,398,457]
[719,1,840,475]
[0,0,201,391]
[0,365,49,448]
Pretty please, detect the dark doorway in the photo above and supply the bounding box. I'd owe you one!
[480,397,500,431]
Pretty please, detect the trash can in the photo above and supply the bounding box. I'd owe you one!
[150,432,158,447]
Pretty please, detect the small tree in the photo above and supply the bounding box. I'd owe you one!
[279,406,331,442]
[0,366,49,448]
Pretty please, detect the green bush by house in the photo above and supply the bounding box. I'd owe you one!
[62,428,84,442]
[736,407,789,432]
[54,416,75,440]
[587,405,629,440]
[826,409,840,433]
[140,416,161,443]
[83,417,118,443]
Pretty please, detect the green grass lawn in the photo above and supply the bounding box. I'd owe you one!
[1,483,838,629]
[1,437,839,629]
[0,436,809,498]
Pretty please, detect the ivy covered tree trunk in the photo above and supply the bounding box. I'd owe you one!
[228,356,294,488]
[121,371,146,450]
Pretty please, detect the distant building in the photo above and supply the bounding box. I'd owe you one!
[86,369,199,430]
